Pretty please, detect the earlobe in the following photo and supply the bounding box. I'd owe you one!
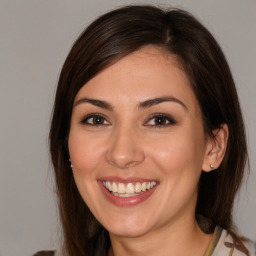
[202,124,229,172]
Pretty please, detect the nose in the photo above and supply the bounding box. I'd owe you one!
[105,126,145,169]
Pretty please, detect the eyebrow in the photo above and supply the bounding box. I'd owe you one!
[74,98,114,110]
[138,96,188,110]
[74,96,187,111]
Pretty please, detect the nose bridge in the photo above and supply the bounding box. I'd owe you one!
[106,122,145,169]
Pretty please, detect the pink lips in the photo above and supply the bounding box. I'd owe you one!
[98,177,158,207]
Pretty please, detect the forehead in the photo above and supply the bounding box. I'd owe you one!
[75,46,199,114]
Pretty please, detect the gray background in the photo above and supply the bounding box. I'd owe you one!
[0,0,255,255]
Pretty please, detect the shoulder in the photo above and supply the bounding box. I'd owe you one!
[211,228,255,256]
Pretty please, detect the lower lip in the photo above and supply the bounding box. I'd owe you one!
[98,181,157,207]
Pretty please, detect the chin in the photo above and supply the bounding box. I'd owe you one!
[103,215,154,238]
[108,225,150,238]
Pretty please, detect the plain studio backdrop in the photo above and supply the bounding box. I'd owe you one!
[0,0,255,255]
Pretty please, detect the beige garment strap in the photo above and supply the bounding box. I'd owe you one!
[204,226,223,256]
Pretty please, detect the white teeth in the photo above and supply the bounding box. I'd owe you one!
[135,182,142,193]
[103,180,157,195]
[106,181,112,191]
[112,182,118,193]
[150,181,156,188]
[117,183,126,194]
[141,182,147,191]
[126,183,135,193]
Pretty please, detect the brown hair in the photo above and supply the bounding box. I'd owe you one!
[49,5,248,256]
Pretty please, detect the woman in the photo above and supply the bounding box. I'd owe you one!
[38,5,255,256]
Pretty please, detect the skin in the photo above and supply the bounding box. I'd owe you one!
[68,46,228,256]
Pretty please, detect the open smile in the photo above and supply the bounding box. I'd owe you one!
[98,178,158,207]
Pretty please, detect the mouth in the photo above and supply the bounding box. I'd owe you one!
[102,180,157,197]
[98,178,158,207]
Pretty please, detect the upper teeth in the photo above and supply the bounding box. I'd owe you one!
[103,181,157,194]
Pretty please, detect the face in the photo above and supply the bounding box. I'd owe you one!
[68,47,211,238]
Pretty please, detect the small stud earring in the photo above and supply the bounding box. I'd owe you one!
[210,164,214,170]
[69,158,73,169]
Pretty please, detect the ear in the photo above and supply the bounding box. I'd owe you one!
[202,124,229,172]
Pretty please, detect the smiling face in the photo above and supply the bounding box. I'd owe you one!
[68,46,212,238]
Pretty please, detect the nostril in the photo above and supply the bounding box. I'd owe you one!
[105,147,145,169]
[106,155,144,169]
[105,129,145,169]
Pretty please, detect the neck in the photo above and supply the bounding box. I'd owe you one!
[108,215,213,256]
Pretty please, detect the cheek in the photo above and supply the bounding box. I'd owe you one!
[68,130,104,214]
[149,131,202,174]
[147,131,204,215]
[68,130,104,175]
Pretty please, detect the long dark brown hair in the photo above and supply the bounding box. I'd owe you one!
[49,5,248,256]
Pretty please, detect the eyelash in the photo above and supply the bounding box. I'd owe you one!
[80,113,176,127]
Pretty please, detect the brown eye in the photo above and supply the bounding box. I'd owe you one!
[154,117,169,125]
[91,116,105,125]
[145,114,176,127]
[81,114,110,126]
